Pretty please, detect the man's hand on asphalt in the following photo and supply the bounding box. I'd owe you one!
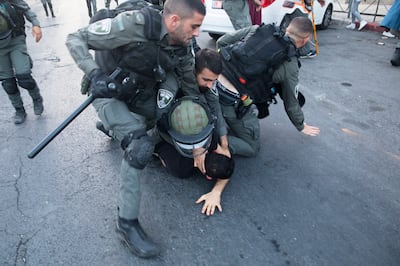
[195,191,222,216]
[302,123,320,136]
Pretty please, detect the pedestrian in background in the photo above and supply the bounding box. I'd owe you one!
[41,0,55,18]
[104,0,118,9]
[380,0,400,38]
[0,0,44,124]
[345,0,368,30]
[86,0,97,17]
[248,0,262,25]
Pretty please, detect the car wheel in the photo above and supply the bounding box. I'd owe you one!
[209,33,222,40]
[318,4,332,30]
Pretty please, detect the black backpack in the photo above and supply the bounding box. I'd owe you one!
[91,0,163,76]
[219,24,297,118]
[89,0,159,24]
[0,0,26,37]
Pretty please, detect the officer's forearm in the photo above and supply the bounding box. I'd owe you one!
[65,32,99,75]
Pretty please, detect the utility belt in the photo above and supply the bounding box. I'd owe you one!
[215,80,240,107]
[216,80,254,119]
[81,70,156,105]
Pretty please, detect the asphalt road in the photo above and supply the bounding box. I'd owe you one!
[1,1,399,265]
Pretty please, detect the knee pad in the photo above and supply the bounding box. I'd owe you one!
[1,78,19,95]
[122,130,155,169]
[16,73,37,90]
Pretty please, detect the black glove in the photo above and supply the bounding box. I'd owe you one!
[89,69,120,98]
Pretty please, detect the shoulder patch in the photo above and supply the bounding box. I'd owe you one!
[134,12,145,25]
[157,89,174,109]
[88,18,112,35]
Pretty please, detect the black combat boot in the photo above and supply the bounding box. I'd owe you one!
[96,121,112,138]
[390,46,400,67]
[14,107,27,124]
[28,87,44,115]
[116,217,160,258]
[8,93,26,124]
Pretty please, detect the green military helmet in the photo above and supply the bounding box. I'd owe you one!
[0,12,12,41]
[167,96,215,158]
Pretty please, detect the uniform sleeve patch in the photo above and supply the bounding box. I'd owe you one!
[157,89,174,109]
[88,18,112,35]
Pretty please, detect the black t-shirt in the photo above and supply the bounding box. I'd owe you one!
[154,132,218,179]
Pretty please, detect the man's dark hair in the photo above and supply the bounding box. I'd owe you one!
[195,48,222,75]
[205,152,235,179]
[164,0,206,18]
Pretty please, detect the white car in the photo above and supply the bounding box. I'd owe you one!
[201,0,333,39]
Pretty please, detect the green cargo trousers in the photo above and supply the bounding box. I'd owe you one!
[92,98,154,220]
[0,35,33,79]
[221,103,260,157]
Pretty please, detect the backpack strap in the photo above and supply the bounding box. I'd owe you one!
[1,1,25,36]
[141,6,162,40]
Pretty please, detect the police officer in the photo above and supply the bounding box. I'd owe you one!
[155,97,235,216]
[216,17,320,157]
[193,48,230,172]
[41,0,55,18]
[65,0,206,258]
[0,0,44,125]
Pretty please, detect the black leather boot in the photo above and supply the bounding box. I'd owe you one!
[28,87,44,115]
[14,107,27,124]
[116,217,160,258]
[8,93,26,124]
[96,121,112,138]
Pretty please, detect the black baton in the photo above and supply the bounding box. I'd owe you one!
[27,68,122,159]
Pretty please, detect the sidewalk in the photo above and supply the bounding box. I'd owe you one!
[332,11,392,34]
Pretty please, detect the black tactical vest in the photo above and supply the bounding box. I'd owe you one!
[220,24,297,104]
[0,1,26,37]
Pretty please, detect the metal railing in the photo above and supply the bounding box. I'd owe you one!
[333,0,393,22]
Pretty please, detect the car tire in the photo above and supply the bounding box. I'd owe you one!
[318,4,332,30]
[209,33,222,40]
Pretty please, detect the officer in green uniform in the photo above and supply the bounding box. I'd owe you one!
[65,0,206,258]
[0,0,44,124]
[193,48,230,171]
[216,17,320,157]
